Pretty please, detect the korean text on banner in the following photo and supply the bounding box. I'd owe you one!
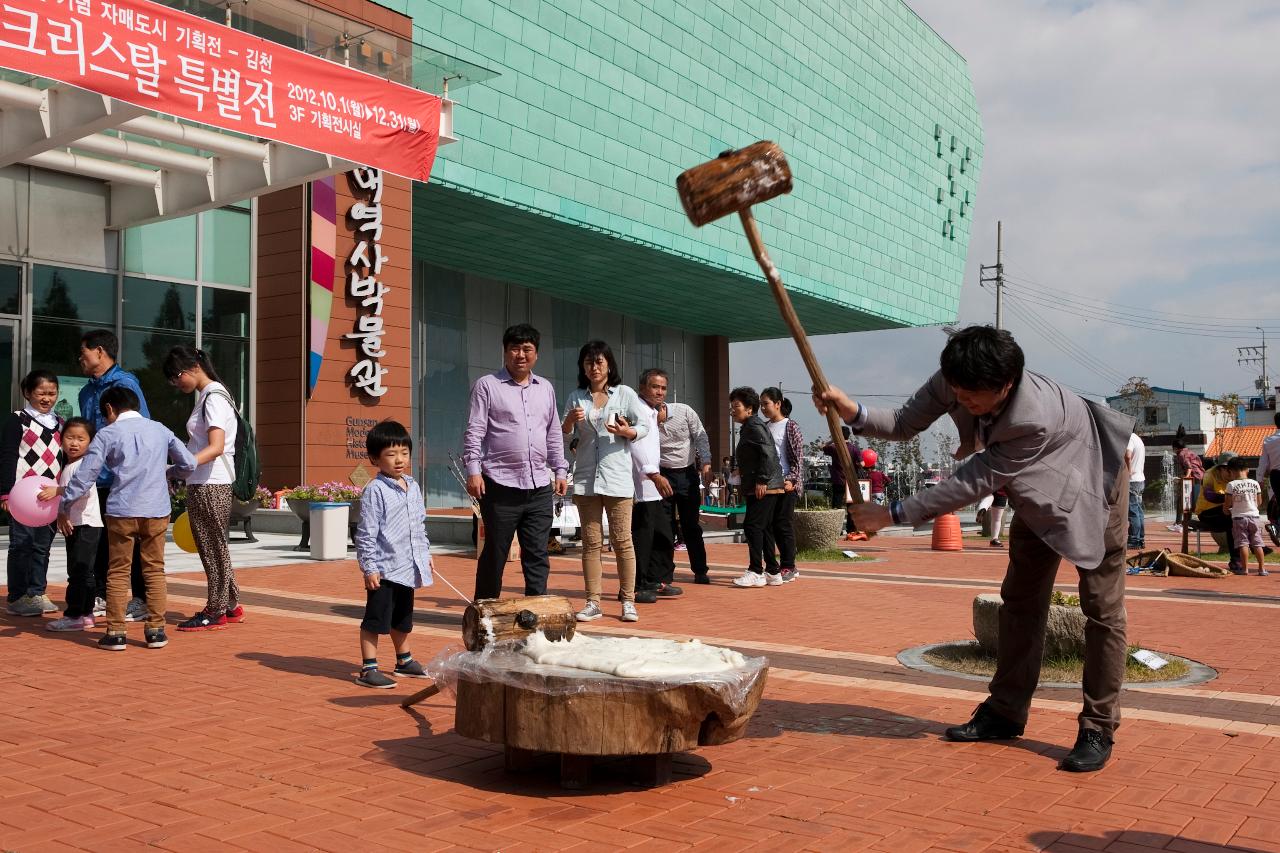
[0,0,441,181]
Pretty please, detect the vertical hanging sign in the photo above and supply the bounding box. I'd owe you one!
[307,176,337,398]
[345,168,389,398]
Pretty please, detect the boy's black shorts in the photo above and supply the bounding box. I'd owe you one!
[360,579,415,634]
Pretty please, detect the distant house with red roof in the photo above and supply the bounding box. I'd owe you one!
[1206,426,1276,467]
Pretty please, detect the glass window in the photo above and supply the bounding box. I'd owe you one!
[120,328,196,435]
[124,216,197,280]
[124,277,195,331]
[202,337,249,415]
[33,266,115,326]
[201,208,251,287]
[30,321,112,419]
[0,264,20,316]
[202,287,250,337]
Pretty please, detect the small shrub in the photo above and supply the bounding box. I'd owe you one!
[1050,590,1081,608]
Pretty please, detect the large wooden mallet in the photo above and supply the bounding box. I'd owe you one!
[676,141,865,522]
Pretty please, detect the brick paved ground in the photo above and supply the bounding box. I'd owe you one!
[3,528,1280,852]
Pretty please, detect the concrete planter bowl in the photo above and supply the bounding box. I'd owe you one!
[973,593,1086,658]
[792,509,847,552]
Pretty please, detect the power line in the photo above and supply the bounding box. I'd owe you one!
[1001,268,1280,330]
[1000,259,1280,325]
[995,288,1129,387]
[1002,297,1129,388]
[1000,282,1280,340]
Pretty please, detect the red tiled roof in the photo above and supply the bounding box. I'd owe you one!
[1205,426,1275,459]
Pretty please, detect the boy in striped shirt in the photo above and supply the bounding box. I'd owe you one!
[353,420,434,688]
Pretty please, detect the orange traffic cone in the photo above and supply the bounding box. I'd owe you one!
[931,512,963,551]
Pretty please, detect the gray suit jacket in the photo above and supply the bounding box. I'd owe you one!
[853,370,1134,569]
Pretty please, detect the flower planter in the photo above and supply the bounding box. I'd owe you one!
[792,509,847,552]
[973,593,1086,658]
[289,498,360,551]
[229,499,259,543]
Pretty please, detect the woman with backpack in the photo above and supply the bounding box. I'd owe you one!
[164,346,244,630]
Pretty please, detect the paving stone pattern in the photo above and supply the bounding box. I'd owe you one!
[3,528,1280,851]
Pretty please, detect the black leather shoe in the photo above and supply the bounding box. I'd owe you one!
[634,588,658,604]
[944,704,1024,742]
[1060,728,1113,772]
[656,583,683,597]
[692,573,711,585]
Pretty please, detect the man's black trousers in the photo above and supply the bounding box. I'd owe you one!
[473,477,553,600]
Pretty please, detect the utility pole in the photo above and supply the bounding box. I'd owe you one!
[979,221,1004,329]
[1238,328,1270,399]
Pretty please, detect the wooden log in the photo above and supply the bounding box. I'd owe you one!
[675,141,792,227]
[454,662,768,757]
[460,594,576,652]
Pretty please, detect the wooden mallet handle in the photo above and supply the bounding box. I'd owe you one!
[400,682,440,708]
[737,209,865,517]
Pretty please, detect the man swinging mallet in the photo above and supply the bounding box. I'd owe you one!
[815,325,1134,772]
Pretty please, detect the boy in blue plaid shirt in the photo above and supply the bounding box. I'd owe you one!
[353,420,434,688]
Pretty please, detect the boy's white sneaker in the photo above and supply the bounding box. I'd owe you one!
[732,571,766,588]
[765,573,784,586]
[621,602,638,622]
[93,597,106,617]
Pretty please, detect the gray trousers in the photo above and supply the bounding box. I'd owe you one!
[985,478,1129,737]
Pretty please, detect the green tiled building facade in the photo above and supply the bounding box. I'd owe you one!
[395,0,981,340]
[394,0,981,503]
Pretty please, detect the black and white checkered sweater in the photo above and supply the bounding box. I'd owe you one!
[0,410,64,497]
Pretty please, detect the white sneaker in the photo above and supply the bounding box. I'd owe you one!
[124,598,147,622]
[621,602,638,622]
[732,571,766,588]
[93,597,106,617]
[575,601,603,622]
[765,573,784,586]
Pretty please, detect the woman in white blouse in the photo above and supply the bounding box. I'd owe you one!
[562,340,649,623]
[164,346,243,632]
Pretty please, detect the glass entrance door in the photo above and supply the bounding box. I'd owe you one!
[0,319,17,413]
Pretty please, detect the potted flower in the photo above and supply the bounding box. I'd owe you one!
[170,483,187,520]
[229,486,273,543]
[283,482,364,550]
[792,492,847,552]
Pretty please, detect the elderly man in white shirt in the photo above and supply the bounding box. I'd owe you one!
[630,380,674,605]
[647,368,713,585]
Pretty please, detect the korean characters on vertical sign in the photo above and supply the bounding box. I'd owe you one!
[346,168,389,398]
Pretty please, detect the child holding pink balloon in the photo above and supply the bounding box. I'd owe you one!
[44,418,102,631]
[2,370,64,618]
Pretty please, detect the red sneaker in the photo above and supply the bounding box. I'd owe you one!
[224,605,246,624]
[177,611,228,631]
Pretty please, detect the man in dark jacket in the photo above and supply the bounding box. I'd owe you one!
[728,387,784,588]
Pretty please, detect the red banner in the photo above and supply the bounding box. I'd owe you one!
[0,0,441,181]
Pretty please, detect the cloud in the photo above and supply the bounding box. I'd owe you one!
[733,0,1280,451]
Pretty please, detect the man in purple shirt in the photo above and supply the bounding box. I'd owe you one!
[464,324,568,599]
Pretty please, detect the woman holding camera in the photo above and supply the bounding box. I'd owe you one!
[562,340,649,623]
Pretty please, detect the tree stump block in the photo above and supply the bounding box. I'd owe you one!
[453,655,767,789]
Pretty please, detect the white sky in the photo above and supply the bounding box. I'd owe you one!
[731,0,1280,463]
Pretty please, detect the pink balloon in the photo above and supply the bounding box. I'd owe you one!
[861,449,878,469]
[7,476,59,527]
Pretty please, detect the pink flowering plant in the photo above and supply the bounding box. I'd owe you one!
[285,481,363,503]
